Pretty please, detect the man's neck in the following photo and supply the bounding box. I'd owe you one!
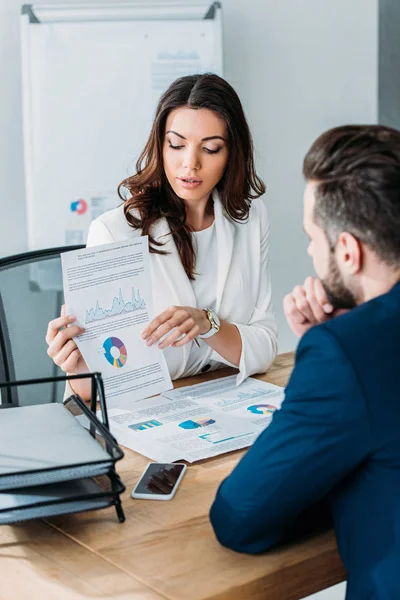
[360,264,400,303]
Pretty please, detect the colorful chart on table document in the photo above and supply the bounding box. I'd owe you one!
[247,404,277,415]
[103,337,128,368]
[129,420,163,432]
[178,417,216,430]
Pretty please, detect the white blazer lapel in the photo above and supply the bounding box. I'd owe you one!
[213,189,235,313]
[150,218,197,379]
[150,218,196,310]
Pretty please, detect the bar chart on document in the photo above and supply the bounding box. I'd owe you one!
[20,2,223,251]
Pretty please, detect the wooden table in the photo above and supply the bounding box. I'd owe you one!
[0,353,346,600]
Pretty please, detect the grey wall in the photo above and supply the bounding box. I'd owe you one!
[0,0,26,257]
[0,0,378,353]
[222,0,378,352]
[379,0,400,128]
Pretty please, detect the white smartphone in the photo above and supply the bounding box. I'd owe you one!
[131,462,187,501]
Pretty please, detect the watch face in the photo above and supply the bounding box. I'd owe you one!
[200,309,220,338]
[210,311,220,330]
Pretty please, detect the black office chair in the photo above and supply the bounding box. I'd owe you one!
[0,246,84,406]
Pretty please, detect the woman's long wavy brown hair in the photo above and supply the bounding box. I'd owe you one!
[118,73,266,280]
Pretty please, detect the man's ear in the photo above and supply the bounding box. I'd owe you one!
[337,232,362,275]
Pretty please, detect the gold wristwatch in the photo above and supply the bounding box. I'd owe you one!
[199,308,221,339]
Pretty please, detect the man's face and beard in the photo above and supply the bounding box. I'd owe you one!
[320,249,358,310]
[304,181,360,310]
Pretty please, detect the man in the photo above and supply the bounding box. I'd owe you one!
[210,125,400,599]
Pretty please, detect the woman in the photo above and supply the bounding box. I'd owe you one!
[46,73,278,401]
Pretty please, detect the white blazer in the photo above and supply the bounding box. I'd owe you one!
[86,190,278,385]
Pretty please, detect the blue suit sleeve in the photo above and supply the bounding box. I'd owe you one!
[209,325,371,553]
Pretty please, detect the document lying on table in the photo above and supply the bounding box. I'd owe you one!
[61,238,172,407]
[106,375,285,462]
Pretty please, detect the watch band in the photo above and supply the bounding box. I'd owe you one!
[199,308,220,339]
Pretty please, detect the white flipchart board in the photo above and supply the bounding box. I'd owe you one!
[21,2,223,250]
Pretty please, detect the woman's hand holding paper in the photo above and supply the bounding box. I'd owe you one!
[141,306,210,349]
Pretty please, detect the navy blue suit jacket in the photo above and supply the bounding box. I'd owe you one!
[210,282,400,599]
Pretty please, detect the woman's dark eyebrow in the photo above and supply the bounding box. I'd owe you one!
[166,130,186,139]
[202,135,226,142]
[166,130,226,142]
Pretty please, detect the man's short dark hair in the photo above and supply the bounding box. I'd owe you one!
[303,125,400,265]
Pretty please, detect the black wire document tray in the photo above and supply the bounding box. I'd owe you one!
[0,474,125,525]
[0,373,126,523]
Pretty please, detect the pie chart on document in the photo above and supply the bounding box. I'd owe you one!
[103,337,128,368]
[247,404,277,416]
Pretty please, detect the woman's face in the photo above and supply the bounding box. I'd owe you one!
[162,107,229,205]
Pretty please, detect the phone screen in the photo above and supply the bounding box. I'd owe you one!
[135,463,186,496]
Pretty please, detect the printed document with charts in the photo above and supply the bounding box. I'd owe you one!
[106,375,285,463]
[61,238,172,406]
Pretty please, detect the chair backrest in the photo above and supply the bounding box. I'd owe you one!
[0,246,84,407]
